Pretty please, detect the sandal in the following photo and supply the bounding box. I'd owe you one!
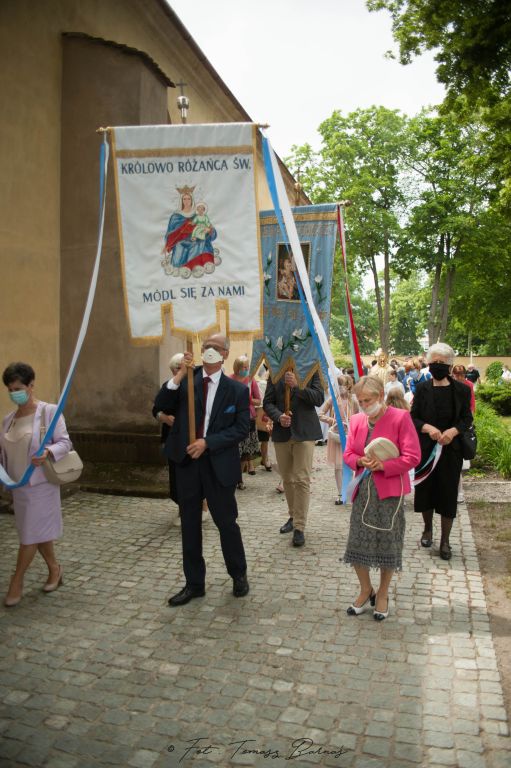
[237,481,246,490]
[335,495,343,505]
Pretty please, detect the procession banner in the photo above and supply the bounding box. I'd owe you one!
[110,123,262,343]
[250,203,338,385]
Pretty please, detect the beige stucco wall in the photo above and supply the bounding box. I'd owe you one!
[0,0,302,426]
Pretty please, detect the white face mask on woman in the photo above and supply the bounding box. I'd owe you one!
[362,400,383,419]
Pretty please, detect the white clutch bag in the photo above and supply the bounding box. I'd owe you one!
[364,437,399,461]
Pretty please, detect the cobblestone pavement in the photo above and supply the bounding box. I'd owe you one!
[0,449,510,768]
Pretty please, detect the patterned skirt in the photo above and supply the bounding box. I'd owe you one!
[343,474,405,571]
[239,419,260,461]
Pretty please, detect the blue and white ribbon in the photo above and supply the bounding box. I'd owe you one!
[413,444,442,486]
[0,136,109,488]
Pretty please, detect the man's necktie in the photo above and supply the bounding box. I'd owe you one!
[197,376,211,438]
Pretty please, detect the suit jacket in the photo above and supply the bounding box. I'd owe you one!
[263,372,324,442]
[153,368,249,487]
[1,402,72,487]
[411,378,473,465]
[344,407,421,499]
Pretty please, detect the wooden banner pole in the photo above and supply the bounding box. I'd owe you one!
[187,339,196,442]
[284,360,293,414]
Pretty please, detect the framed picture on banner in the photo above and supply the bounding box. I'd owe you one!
[276,242,310,302]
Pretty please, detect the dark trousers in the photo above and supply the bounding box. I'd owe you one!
[175,454,247,588]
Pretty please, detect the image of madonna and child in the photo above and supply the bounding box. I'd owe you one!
[163,191,216,270]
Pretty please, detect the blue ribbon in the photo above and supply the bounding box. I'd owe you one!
[262,136,353,501]
[0,138,108,489]
[413,444,439,481]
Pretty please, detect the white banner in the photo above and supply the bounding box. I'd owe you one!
[111,123,262,342]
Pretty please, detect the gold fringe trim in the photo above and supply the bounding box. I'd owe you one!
[251,352,326,389]
[261,211,338,225]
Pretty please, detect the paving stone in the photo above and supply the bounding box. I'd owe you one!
[0,475,509,768]
[128,748,160,768]
[362,737,390,758]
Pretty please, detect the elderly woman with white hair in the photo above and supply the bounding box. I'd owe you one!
[411,342,473,560]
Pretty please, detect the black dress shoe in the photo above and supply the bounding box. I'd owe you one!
[292,529,305,547]
[279,517,293,534]
[233,574,250,597]
[439,542,452,560]
[168,585,205,607]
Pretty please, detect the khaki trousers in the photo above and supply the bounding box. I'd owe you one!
[274,440,315,532]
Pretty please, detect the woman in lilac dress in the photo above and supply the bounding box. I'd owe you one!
[0,363,72,607]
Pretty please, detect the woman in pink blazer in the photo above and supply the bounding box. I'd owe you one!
[342,376,421,620]
[1,362,72,607]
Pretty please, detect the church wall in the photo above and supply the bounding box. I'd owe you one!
[0,0,306,459]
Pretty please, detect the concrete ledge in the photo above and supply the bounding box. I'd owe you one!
[69,430,165,464]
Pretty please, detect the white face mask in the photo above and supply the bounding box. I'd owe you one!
[201,347,224,365]
[362,401,383,419]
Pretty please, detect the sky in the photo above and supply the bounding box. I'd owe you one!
[169,0,445,159]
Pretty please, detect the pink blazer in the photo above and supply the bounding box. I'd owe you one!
[1,401,72,487]
[343,407,421,499]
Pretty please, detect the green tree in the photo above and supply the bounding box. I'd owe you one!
[367,0,511,101]
[367,0,511,207]
[329,248,379,358]
[287,106,409,353]
[396,110,494,345]
[445,208,511,354]
[389,275,428,354]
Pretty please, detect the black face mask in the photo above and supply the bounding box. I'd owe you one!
[429,362,451,381]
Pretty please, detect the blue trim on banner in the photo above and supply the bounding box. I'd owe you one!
[0,138,108,489]
[262,136,353,500]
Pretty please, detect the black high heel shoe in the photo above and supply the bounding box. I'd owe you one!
[347,590,376,616]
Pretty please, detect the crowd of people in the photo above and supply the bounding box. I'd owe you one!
[0,341,480,620]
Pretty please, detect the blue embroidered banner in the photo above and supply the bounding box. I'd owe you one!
[250,204,338,385]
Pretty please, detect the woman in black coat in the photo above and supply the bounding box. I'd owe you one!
[411,343,472,560]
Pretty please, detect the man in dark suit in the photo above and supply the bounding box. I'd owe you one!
[153,333,250,606]
[263,369,324,547]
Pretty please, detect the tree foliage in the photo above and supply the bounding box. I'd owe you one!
[366,0,511,104]
[287,106,409,353]
[287,103,510,356]
[367,0,511,208]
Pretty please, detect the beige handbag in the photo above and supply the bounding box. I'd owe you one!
[40,406,83,485]
[364,437,400,461]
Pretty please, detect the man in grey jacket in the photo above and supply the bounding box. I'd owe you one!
[263,370,324,546]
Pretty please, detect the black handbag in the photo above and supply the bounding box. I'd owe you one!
[460,424,477,460]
